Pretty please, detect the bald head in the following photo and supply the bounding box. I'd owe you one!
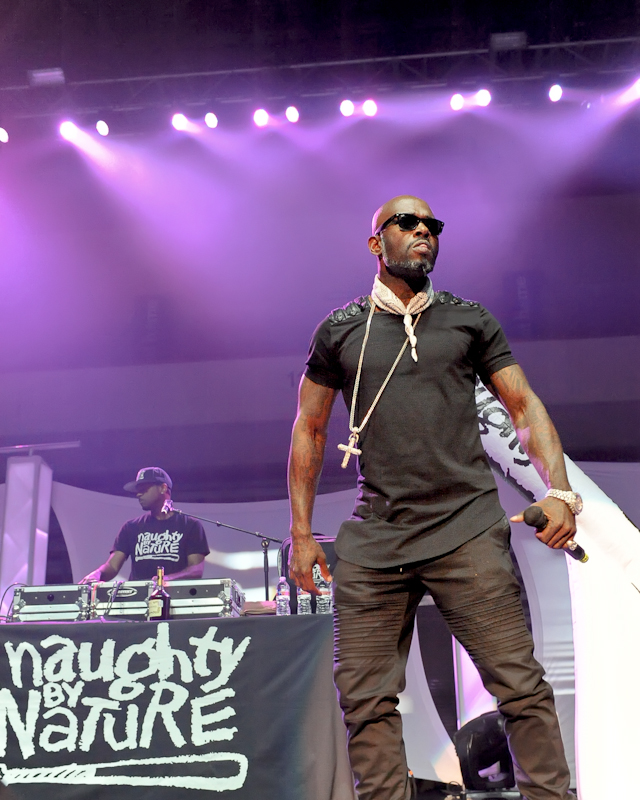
[371,195,435,234]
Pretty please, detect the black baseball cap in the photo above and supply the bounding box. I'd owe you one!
[123,467,173,493]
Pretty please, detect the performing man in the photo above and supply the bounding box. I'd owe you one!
[287,195,579,800]
[80,467,209,583]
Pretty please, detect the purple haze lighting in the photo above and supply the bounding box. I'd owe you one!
[59,120,79,140]
[340,99,355,117]
[172,113,189,131]
[549,84,563,103]
[0,128,8,144]
[96,120,109,136]
[450,93,464,111]
[475,89,492,107]
[362,99,377,117]
[285,106,300,123]
[253,109,269,127]
[204,112,218,128]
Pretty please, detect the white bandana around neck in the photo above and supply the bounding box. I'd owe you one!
[371,274,435,362]
[336,276,436,469]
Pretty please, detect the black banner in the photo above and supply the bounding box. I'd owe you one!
[0,616,354,800]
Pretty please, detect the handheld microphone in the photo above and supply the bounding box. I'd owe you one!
[523,505,588,563]
[161,498,173,515]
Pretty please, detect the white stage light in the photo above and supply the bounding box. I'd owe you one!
[340,99,355,117]
[285,106,300,123]
[0,128,8,143]
[96,120,109,136]
[59,121,79,140]
[253,109,269,127]
[172,113,189,131]
[549,84,563,103]
[475,89,492,107]
[204,112,218,128]
[450,94,464,111]
[362,99,377,117]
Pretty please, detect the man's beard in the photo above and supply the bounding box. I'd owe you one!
[384,256,434,293]
[380,239,435,287]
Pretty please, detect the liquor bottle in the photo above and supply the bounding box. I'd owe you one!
[148,566,171,620]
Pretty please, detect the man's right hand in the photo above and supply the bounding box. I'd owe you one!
[79,569,102,585]
[288,533,332,595]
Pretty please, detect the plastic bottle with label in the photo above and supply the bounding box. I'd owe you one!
[313,564,333,614]
[297,586,312,615]
[275,577,291,615]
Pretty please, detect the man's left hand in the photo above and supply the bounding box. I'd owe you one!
[510,496,577,549]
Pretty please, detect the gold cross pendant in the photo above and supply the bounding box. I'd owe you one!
[338,433,362,469]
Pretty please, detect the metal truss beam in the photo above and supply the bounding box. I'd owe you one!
[1,36,639,122]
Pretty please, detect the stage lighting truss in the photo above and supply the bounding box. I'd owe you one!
[0,34,634,127]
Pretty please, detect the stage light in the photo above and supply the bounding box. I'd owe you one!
[0,128,8,144]
[340,99,355,117]
[172,113,189,131]
[475,89,492,107]
[617,77,640,106]
[450,93,464,111]
[362,99,377,117]
[285,106,300,123]
[204,112,218,128]
[253,108,269,127]
[96,120,109,136]
[549,84,563,103]
[59,120,79,140]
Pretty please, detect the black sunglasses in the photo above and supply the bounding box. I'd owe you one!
[374,213,445,237]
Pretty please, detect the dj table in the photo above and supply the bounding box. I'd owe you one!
[0,615,356,800]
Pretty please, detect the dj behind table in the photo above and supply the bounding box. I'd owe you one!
[79,467,210,586]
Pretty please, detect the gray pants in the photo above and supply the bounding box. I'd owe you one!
[333,517,573,800]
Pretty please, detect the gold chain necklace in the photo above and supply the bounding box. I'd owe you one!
[338,299,423,468]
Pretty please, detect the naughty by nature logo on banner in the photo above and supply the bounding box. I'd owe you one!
[0,622,251,792]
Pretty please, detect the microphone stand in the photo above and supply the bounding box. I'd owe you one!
[168,502,282,601]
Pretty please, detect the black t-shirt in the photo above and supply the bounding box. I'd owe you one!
[112,512,210,581]
[305,292,518,568]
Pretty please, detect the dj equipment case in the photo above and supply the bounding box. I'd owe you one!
[168,578,244,618]
[8,584,91,622]
[91,580,154,620]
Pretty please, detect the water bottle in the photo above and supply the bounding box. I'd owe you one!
[297,587,312,615]
[275,577,291,616]
[313,564,333,614]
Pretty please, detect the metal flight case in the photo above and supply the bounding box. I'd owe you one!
[168,578,244,618]
[8,584,91,622]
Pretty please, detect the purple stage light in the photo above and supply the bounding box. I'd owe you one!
[340,99,355,117]
[59,121,79,140]
[172,113,189,131]
[549,85,563,103]
[96,120,109,136]
[450,94,464,111]
[204,112,218,129]
[475,89,492,107]
[285,106,300,123]
[253,109,269,127]
[0,128,8,144]
[362,99,377,117]
[617,77,640,106]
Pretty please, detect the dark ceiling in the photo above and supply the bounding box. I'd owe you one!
[2,0,638,82]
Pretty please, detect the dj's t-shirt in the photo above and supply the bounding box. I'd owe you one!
[305,291,518,568]
[112,512,210,580]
